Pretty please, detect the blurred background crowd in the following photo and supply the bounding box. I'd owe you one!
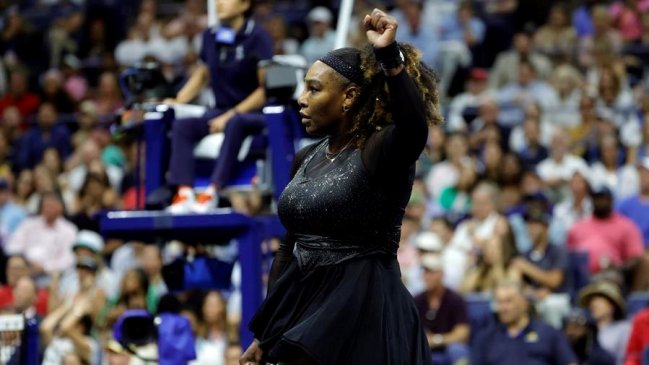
[0,0,649,364]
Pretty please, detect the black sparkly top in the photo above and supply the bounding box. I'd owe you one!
[270,70,429,285]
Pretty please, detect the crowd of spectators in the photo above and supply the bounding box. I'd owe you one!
[0,0,649,364]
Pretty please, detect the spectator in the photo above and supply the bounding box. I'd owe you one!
[446,68,494,132]
[64,139,123,195]
[189,291,230,365]
[0,255,48,315]
[0,69,40,119]
[445,182,509,290]
[0,177,26,245]
[489,31,552,89]
[624,306,649,365]
[589,134,638,200]
[511,206,570,328]
[299,6,336,65]
[104,268,150,331]
[425,132,472,200]
[261,15,299,56]
[549,167,593,247]
[41,295,100,365]
[92,72,123,121]
[15,102,72,171]
[69,172,118,232]
[13,169,34,209]
[572,0,598,38]
[39,68,76,114]
[497,59,559,129]
[547,64,583,129]
[71,101,100,149]
[6,191,77,275]
[563,308,616,365]
[537,130,589,191]
[471,279,577,365]
[11,275,39,318]
[511,117,549,168]
[57,230,118,302]
[438,1,486,98]
[391,0,440,69]
[579,280,632,364]
[579,6,624,69]
[534,4,578,63]
[435,160,477,224]
[414,254,470,365]
[460,223,519,293]
[617,157,649,246]
[609,0,649,44]
[1,106,24,149]
[567,186,645,282]
[138,245,168,312]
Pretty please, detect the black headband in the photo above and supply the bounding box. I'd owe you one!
[319,53,365,86]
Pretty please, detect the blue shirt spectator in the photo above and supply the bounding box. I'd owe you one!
[616,159,649,246]
[0,179,26,246]
[392,1,440,68]
[472,281,577,365]
[572,5,595,38]
[473,319,577,365]
[440,8,485,44]
[16,102,72,171]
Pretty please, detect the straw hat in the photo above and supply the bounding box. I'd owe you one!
[578,280,626,320]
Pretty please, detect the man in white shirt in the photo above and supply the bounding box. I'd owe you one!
[537,130,589,190]
[6,191,77,275]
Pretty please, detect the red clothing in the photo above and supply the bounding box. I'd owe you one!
[0,93,40,118]
[567,213,644,273]
[0,285,49,316]
[625,308,649,365]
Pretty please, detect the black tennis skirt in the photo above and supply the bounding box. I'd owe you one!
[249,255,434,365]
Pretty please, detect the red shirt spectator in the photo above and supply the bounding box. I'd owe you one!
[624,308,649,365]
[0,70,40,120]
[567,187,644,273]
[0,255,48,315]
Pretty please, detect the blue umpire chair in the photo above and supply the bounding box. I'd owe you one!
[101,56,308,346]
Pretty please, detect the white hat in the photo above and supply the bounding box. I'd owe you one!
[307,6,333,24]
[420,254,444,272]
[415,232,443,252]
[73,230,105,253]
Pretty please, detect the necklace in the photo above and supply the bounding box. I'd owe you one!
[325,139,353,163]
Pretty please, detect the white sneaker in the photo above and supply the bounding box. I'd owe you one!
[166,187,195,214]
[192,191,218,213]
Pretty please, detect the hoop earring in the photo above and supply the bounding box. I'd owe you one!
[343,105,350,113]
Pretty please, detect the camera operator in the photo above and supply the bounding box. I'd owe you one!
[164,0,274,213]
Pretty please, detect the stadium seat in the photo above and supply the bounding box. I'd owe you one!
[627,292,649,319]
[568,251,590,303]
[465,293,494,344]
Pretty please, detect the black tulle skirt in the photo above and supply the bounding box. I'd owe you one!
[249,255,433,365]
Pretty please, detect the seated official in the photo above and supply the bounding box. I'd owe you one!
[165,0,273,213]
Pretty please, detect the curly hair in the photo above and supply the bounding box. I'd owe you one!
[346,43,442,148]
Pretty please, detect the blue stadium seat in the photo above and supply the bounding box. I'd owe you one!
[627,292,649,319]
[568,251,590,303]
[465,293,494,344]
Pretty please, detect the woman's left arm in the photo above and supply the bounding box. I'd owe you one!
[383,69,429,165]
[363,9,429,170]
